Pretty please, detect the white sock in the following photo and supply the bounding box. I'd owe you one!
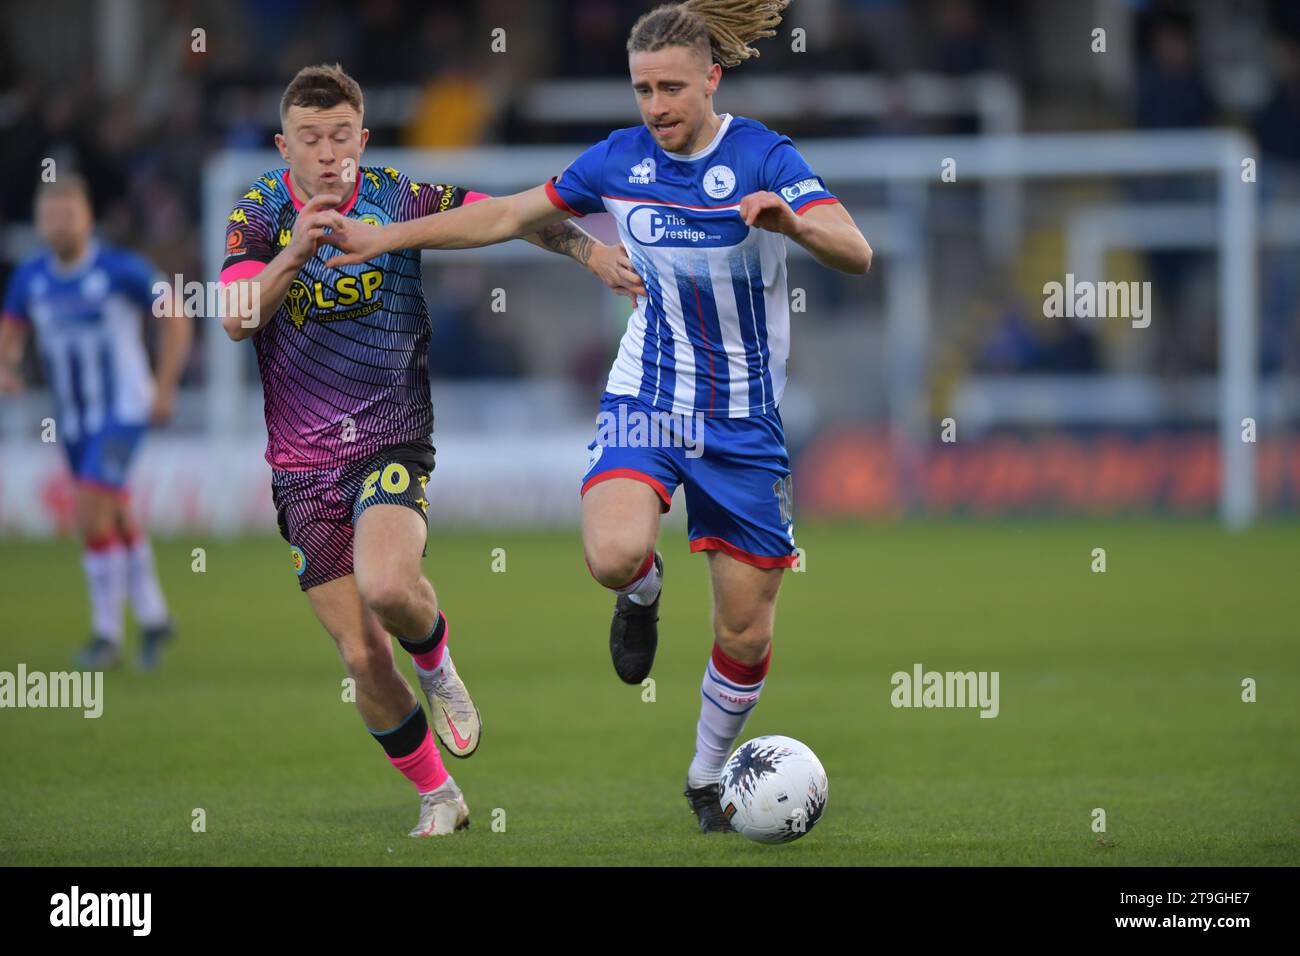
[420,775,457,797]
[411,615,450,680]
[686,652,768,789]
[125,535,170,629]
[619,558,661,607]
[414,650,450,682]
[83,543,128,644]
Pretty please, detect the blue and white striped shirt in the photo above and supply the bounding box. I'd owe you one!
[547,114,838,418]
[3,242,161,441]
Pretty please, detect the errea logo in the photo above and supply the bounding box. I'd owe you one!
[629,158,656,184]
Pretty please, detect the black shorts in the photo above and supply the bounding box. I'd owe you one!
[271,439,435,591]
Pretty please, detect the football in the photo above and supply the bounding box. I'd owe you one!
[719,735,829,844]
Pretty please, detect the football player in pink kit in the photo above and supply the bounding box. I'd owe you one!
[219,65,641,837]
[321,1,871,834]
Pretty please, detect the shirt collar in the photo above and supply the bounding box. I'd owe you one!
[662,113,734,162]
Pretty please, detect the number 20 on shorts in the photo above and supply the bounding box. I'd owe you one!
[359,462,411,504]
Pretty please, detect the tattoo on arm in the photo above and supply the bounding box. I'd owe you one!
[533,221,594,265]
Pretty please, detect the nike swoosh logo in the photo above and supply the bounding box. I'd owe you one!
[443,709,473,750]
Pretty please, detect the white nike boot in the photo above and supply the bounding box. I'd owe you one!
[417,653,481,758]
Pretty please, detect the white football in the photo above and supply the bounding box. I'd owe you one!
[719,735,828,844]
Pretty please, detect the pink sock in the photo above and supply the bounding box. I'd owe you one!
[413,611,448,672]
[388,728,448,793]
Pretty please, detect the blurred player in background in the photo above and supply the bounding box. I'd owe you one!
[218,64,640,837]
[320,1,871,833]
[0,174,191,670]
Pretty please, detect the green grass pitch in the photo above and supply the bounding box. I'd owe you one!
[1,521,1297,866]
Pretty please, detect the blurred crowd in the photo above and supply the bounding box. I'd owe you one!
[2,0,1299,389]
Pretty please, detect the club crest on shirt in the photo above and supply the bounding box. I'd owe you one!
[80,270,109,300]
[703,165,736,199]
[629,158,656,185]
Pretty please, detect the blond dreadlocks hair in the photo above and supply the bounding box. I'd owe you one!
[627,1,791,69]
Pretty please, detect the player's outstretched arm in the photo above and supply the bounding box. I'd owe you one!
[524,220,595,263]
[525,224,648,306]
[321,185,567,266]
[221,193,341,342]
[740,192,873,276]
[150,288,193,422]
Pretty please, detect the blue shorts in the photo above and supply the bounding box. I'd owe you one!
[64,421,147,492]
[581,393,798,569]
